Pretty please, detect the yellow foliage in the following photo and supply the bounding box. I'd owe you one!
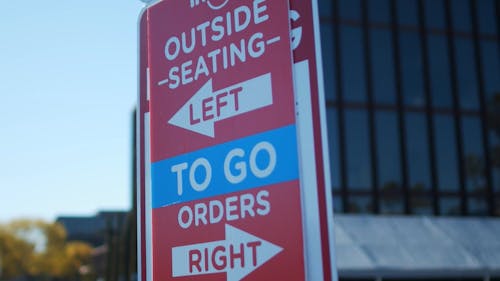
[0,219,93,280]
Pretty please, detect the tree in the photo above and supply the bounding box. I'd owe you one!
[0,219,93,281]
[0,226,36,279]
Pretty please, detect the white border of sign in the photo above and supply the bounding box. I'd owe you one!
[293,0,338,280]
[311,0,338,278]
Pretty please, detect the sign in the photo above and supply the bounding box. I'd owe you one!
[137,0,339,281]
[288,0,338,280]
[142,0,307,281]
[137,10,149,281]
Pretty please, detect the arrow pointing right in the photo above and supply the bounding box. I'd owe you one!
[172,224,283,281]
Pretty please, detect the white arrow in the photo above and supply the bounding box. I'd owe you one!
[168,73,273,137]
[172,224,283,281]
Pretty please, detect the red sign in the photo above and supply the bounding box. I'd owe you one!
[138,0,338,281]
[137,11,149,281]
[141,0,307,281]
[289,0,338,280]
[147,0,297,161]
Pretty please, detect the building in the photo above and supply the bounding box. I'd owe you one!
[318,0,500,280]
[57,211,128,247]
[320,0,499,216]
[57,211,135,281]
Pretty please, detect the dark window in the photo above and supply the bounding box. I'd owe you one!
[327,108,341,190]
[340,26,367,102]
[400,32,425,107]
[468,195,488,215]
[476,0,497,35]
[333,196,343,213]
[405,113,431,191]
[401,278,484,281]
[411,195,433,215]
[424,0,446,29]
[348,195,373,213]
[375,112,402,188]
[480,41,500,101]
[375,111,404,214]
[397,0,418,26]
[370,29,397,105]
[345,110,372,190]
[318,0,333,18]
[440,196,461,215]
[428,35,453,108]
[496,196,500,216]
[434,115,460,192]
[491,131,500,192]
[454,38,480,110]
[462,117,486,193]
[481,41,500,194]
[339,278,373,281]
[380,193,404,214]
[338,0,361,21]
[451,0,472,33]
[368,0,390,24]
[321,23,336,102]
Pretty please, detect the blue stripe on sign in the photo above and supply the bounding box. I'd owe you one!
[151,125,299,208]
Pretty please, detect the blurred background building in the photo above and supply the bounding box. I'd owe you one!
[319,0,500,280]
[59,0,500,281]
[322,0,499,220]
[56,211,135,281]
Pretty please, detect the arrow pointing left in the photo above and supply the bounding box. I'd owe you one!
[168,73,273,138]
[172,224,283,281]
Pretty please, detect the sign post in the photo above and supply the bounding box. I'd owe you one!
[137,0,338,280]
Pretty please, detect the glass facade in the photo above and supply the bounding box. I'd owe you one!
[321,0,500,216]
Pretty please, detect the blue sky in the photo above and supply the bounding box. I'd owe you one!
[0,0,145,222]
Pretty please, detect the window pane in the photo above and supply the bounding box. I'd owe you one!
[321,23,336,102]
[340,26,367,102]
[482,41,500,193]
[491,131,500,192]
[451,0,472,32]
[348,196,373,213]
[496,196,500,216]
[480,41,500,101]
[333,196,343,213]
[327,108,341,190]
[468,196,488,215]
[370,29,397,104]
[477,0,497,35]
[397,0,418,26]
[424,0,445,29]
[400,32,425,107]
[368,0,390,23]
[376,112,402,189]
[412,195,433,215]
[405,113,431,191]
[462,117,486,193]
[319,0,333,18]
[345,110,372,189]
[440,196,461,215]
[380,194,404,214]
[434,115,460,192]
[338,0,361,20]
[428,35,453,108]
[455,38,480,110]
